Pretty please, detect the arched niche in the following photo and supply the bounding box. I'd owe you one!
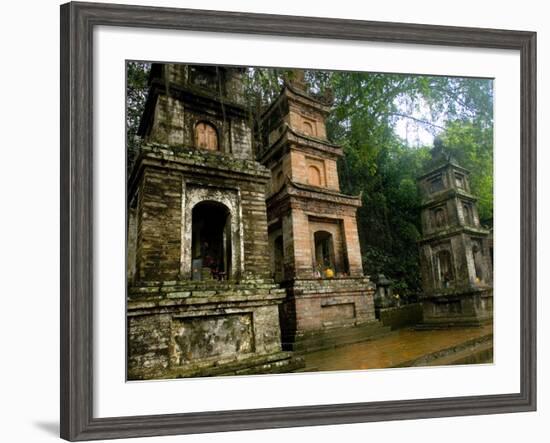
[308,165,322,187]
[191,201,232,280]
[314,230,335,273]
[302,120,314,136]
[436,249,454,288]
[181,186,242,280]
[194,121,219,151]
[432,206,447,228]
[463,203,473,226]
[471,239,485,284]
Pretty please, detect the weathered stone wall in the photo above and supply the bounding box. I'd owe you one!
[341,215,364,276]
[240,185,271,279]
[420,194,482,235]
[292,292,375,331]
[456,197,480,227]
[230,118,254,160]
[421,289,493,325]
[142,64,253,160]
[281,278,376,338]
[147,94,253,160]
[281,212,296,280]
[288,104,327,140]
[286,150,339,190]
[136,167,183,281]
[127,204,138,284]
[127,283,287,379]
[171,313,255,365]
[127,312,172,376]
[419,232,493,295]
[150,95,185,146]
[161,64,246,107]
[324,157,340,190]
[164,64,188,86]
[289,208,312,278]
[130,144,273,283]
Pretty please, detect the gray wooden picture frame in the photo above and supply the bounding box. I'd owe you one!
[60,1,537,441]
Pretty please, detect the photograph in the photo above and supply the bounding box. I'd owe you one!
[126,62,494,381]
[0,0,542,441]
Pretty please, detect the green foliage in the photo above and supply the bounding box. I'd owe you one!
[126,61,151,170]
[440,122,494,223]
[308,71,493,292]
[126,63,493,294]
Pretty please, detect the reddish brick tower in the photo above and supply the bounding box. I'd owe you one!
[259,71,386,351]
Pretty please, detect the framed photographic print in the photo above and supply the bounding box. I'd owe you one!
[60,1,536,441]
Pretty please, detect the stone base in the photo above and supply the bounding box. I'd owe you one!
[292,321,391,353]
[418,288,493,329]
[127,280,304,380]
[129,351,304,380]
[279,277,379,351]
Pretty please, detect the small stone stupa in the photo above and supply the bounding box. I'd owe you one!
[417,138,493,327]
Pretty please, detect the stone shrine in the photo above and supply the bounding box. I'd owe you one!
[258,71,385,351]
[417,140,493,327]
[126,64,303,379]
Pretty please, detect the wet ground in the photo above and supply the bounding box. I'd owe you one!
[302,324,493,372]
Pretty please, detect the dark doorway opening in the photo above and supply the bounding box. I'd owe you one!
[472,240,485,284]
[436,249,454,288]
[314,230,335,274]
[191,201,231,280]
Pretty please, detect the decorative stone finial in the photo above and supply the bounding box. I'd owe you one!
[285,69,308,92]
[430,135,451,165]
[433,136,444,150]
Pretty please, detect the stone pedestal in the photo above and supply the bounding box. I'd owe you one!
[373,273,396,318]
[277,277,389,351]
[127,280,304,380]
[418,287,493,329]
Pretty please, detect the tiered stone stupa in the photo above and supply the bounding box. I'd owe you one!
[258,71,386,351]
[126,64,303,379]
[417,139,493,327]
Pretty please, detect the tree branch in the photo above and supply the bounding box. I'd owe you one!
[387,112,446,131]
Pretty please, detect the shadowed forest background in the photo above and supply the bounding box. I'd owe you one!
[127,62,493,297]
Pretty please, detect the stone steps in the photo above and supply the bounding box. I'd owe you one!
[423,340,493,366]
[290,322,393,353]
[150,351,305,379]
[393,332,493,368]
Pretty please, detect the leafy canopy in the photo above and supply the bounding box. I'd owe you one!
[126,63,493,293]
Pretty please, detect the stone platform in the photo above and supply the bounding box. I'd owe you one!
[127,280,305,380]
[278,277,380,351]
[418,287,493,329]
